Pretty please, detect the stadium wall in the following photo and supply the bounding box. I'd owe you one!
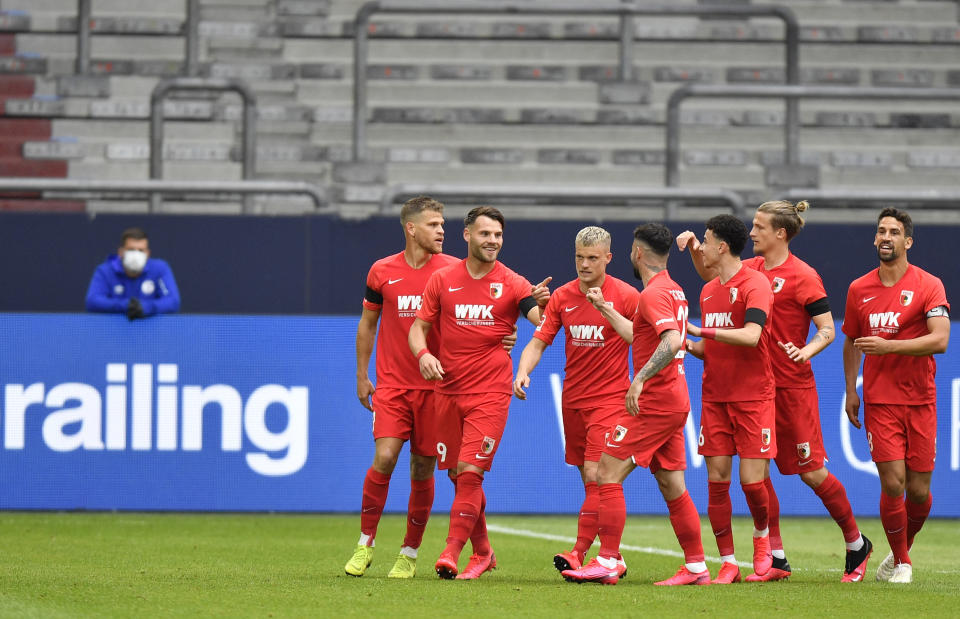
[1,313,958,517]
[0,213,956,317]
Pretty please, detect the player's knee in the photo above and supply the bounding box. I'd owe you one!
[372,449,400,474]
[799,467,828,489]
[409,455,436,480]
[904,482,930,504]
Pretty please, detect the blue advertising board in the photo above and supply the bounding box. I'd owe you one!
[0,313,958,517]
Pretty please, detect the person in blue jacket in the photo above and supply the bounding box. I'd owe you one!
[85,227,181,320]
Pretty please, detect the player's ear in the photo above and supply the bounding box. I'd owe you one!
[904,236,913,250]
[404,220,416,238]
[463,227,470,242]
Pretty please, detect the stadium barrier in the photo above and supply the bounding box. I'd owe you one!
[1,313,957,517]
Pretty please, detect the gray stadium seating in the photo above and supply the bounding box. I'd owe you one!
[0,0,956,215]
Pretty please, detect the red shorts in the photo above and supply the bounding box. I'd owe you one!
[698,399,776,459]
[563,397,625,466]
[864,402,937,472]
[434,392,512,472]
[602,407,688,473]
[773,387,827,476]
[371,387,459,470]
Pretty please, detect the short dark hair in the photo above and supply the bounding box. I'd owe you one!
[120,227,148,245]
[633,223,672,257]
[878,207,913,238]
[705,214,748,256]
[464,206,504,229]
[400,195,444,224]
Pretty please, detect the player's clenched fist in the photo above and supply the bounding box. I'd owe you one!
[675,230,700,252]
[585,286,605,309]
[418,352,445,381]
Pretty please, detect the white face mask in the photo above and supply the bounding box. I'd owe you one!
[122,249,148,274]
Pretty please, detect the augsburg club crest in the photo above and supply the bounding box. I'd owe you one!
[772,277,785,293]
[613,425,628,442]
[490,282,503,299]
[900,290,914,307]
[729,287,738,304]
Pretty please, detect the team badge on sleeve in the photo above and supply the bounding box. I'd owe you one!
[481,436,496,455]
[899,290,914,307]
[772,277,785,293]
[729,287,738,304]
[613,425,628,442]
[761,428,771,447]
[797,442,811,459]
[490,283,503,299]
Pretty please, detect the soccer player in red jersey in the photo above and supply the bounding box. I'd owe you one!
[512,226,640,577]
[559,223,709,586]
[682,214,776,584]
[678,200,872,583]
[842,207,950,584]
[346,196,513,579]
[409,206,550,580]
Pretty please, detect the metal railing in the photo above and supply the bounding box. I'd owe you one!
[0,178,328,212]
[76,0,200,76]
[150,78,258,212]
[775,188,960,208]
[352,1,799,162]
[665,84,960,187]
[381,183,747,219]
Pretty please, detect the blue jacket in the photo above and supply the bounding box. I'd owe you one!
[85,254,181,315]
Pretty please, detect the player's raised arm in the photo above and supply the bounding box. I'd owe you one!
[676,230,715,281]
[586,287,634,343]
[355,307,380,411]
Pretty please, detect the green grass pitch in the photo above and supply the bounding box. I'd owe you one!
[1,512,958,617]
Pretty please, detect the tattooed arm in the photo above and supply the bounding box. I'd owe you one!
[778,310,835,363]
[625,330,681,415]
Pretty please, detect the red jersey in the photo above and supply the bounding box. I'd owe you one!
[362,251,459,390]
[700,264,775,402]
[633,270,691,412]
[532,275,640,408]
[743,254,828,388]
[417,259,534,395]
[841,264,949,405]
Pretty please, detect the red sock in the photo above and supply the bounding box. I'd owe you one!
[445,470,483,555]
[469,488,491,556]
[741,480,769,532]
[879,492,910,565]
[763,478,783,551]
[573,481,599,559]
[813,472,860,544]
[402,477,434,549]
[597,483,625,560]
[360,467,391,542]
[666,491,705,563]
[905,492,932,549]
[708,481,734,556]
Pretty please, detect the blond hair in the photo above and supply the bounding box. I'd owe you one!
[575,226,611,248]
[757,199,809,241]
